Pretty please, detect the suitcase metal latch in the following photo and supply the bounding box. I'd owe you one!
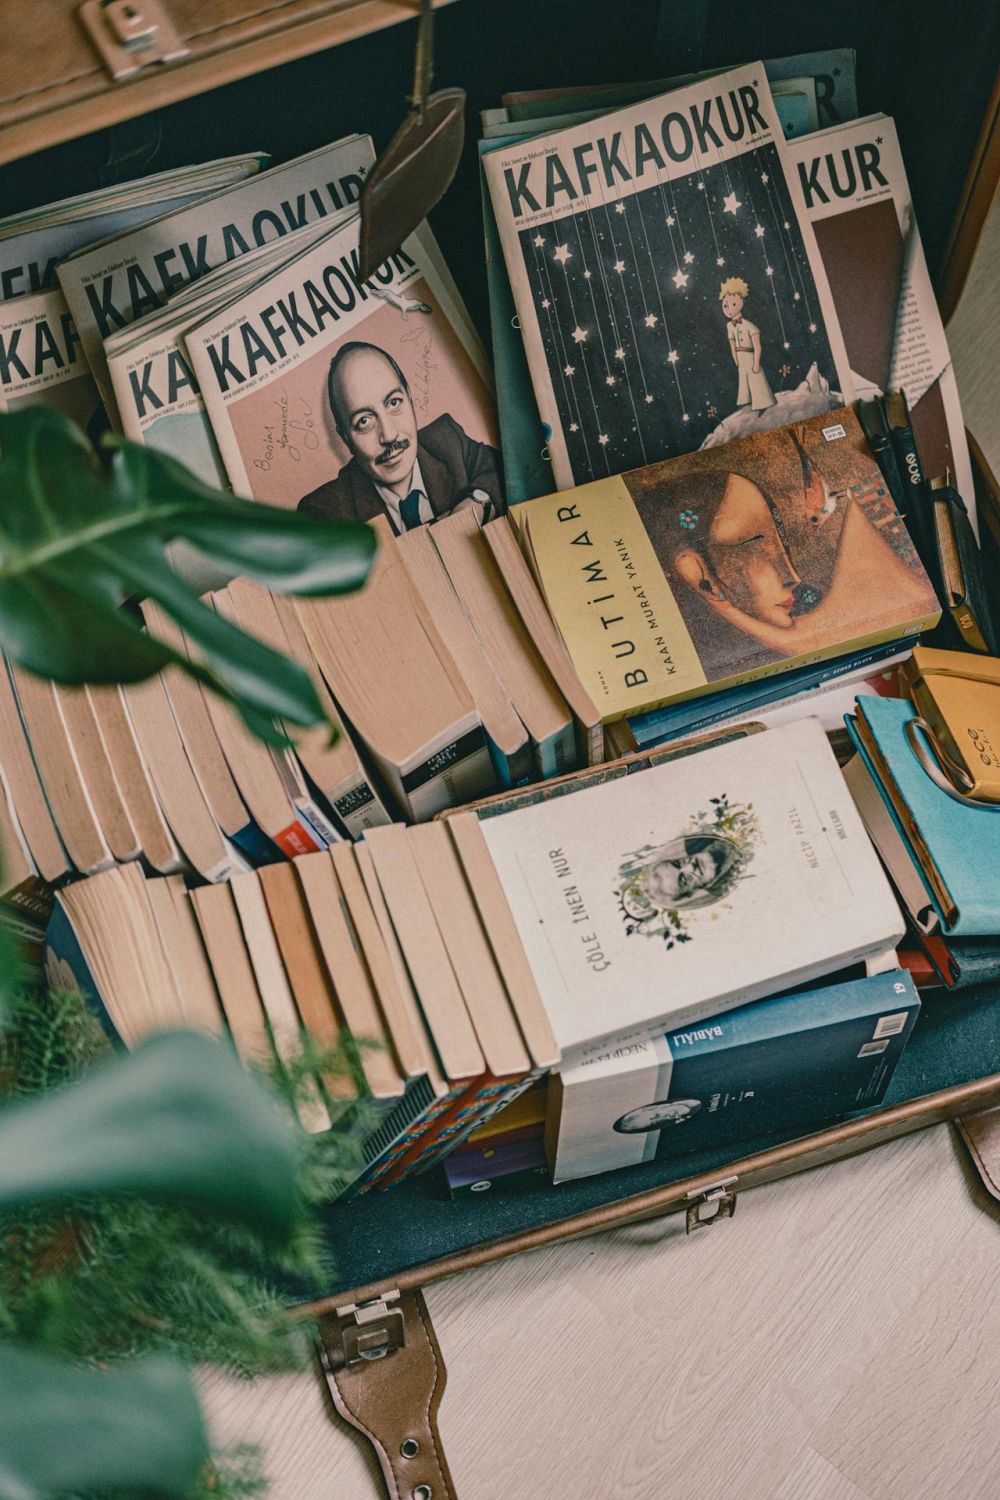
[318,1291,406,1371]
[685,1176,739,1233]
[79,0,190,80]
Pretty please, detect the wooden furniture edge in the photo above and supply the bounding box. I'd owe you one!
[302,1068,1000,1312]
[940,63,1000,324]
[0,0,459,168]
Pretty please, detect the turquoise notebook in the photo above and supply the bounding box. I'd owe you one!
[846,697,1000,936]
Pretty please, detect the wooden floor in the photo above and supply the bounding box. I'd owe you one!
[200,202,1000,1500]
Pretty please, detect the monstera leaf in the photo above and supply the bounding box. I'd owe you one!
[0,1028,301,1237]
[0,1345,207,1500]
[0,407,376,742]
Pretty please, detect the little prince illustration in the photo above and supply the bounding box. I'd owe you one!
[720,276,776,414]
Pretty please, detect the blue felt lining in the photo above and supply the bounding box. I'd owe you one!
[319,983,1000,1295]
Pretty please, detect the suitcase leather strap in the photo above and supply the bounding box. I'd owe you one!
[317,1288,457,1500]
[958,1107,1000,1202]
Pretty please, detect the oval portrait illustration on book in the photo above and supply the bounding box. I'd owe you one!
[613,1098,703,1134]
[625,416,937,682]
[615,794,760,948]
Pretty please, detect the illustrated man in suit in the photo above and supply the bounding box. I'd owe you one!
[297,341,504,532]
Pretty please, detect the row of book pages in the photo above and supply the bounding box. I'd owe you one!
[2,46,998,1195]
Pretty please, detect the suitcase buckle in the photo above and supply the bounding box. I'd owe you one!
[685,1177,738,1233]
[79,0,189,80]
[318,1291,406,1370]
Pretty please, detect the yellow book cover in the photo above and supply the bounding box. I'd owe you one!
[521,408,940,722]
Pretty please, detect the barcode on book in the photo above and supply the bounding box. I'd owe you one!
[873,1011,909,1040]
[858,1040,889,1057]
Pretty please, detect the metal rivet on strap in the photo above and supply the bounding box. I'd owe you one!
[401,1439,420,1459]
[413,1487,432,1500]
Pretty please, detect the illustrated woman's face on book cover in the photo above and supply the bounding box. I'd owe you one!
[626,417,936,681]
[674,471,805,630]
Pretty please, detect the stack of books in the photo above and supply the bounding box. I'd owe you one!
[845,646,1000,994]
[42,719,924,1193]
[5,45,998,1191]
[0,536,609,899]
[45,817,559,1191]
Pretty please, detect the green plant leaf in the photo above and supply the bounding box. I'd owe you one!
[112,441,376,595]
[0,1344,207,1499]
[0,407,375,733]
[0,1029,302,1241]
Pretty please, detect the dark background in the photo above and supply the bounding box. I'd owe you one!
[0,0,996,349]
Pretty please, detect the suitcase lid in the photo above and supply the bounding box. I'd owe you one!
[0,2,995,317]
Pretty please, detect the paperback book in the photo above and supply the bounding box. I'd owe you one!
[0,289,101,432]
[0,153,266,304]
[520,406,939,722]
[57,136,374,423]
[185,213,502,529]
[547,966,920,1182]
[789,115,974,515]
[483,61,854,490]
[473,717,906,1064]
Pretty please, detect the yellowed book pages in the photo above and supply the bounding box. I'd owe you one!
[53,684,140,863]
[122,674,241,883]
[85,685,183,875]
[139,599,251,841]
[407,821,530,1079]
[447,812,560,1071]
[0,661,69,883]
[229,869,331,1134]
[296,850,406,1101]
[257,861,358,1105]
[145,876,225,1035]
[363,823,484,1083]
[330,841,442,1090]
[190,882,274,1068]
[9,663,113,876]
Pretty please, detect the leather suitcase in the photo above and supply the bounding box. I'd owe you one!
[1,5,999,1496]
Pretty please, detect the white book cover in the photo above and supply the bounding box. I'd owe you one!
[58,136,373,423]
[789,114,975,526]
[184,215,501,528]
[0,288,101,432]
[477,717,904,1065]
[483,61,854,491]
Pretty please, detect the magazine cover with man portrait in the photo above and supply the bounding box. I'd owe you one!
[521,405,940,722]
[186,216,504,535]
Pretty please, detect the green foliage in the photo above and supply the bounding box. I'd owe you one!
[0,988,377,1497]
[0,1027,302,1239]
[0,990,342,1498]
[0,1345,207,1500]
[0,989,357,1373]
[0,406,376,745]
[0,404,380,1495]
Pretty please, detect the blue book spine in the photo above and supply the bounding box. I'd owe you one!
[479,140,555,506]
[628,636,913,747]
[229,819,282,867]
[848,697,1000,935]
[654,971,921,1155]
[534,721,578,781]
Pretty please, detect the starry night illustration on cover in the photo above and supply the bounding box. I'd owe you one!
[485,62,853,490]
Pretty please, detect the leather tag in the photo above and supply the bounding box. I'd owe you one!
[318,1289,457,1499]
[357,88,466,281]
[958,1108,1000,1202]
